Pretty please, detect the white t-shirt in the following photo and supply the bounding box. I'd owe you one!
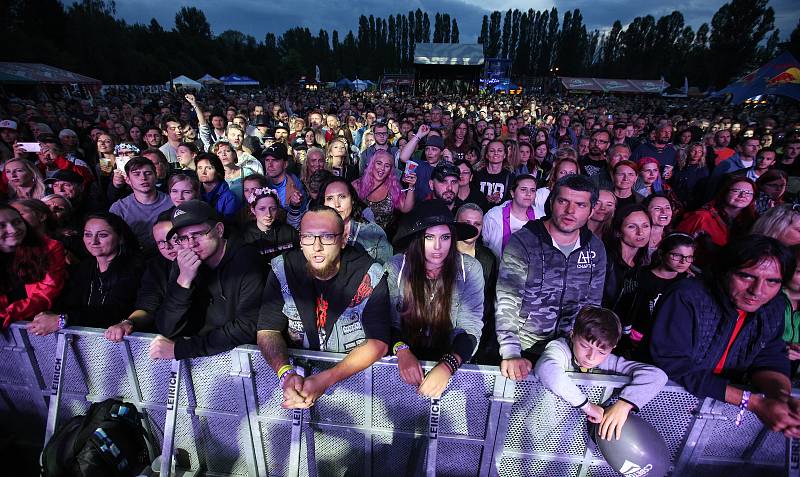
[534,187,550,218]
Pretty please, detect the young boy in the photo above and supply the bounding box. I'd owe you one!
[534,306,668,440]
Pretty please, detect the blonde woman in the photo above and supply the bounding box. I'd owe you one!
[360,131,375,154]
[326,137,356,180]
[4,159,47,199]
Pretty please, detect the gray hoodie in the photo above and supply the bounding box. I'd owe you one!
[534,337,668,410]
[495,219,606,359]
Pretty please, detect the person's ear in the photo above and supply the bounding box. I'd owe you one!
[215,222,225,237]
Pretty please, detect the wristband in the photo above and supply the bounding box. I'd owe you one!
[277,364,294,380]
[735,390,752,427]
[574,398,590,409]
[278,366,297,388]
[57,313,67,330]
[121,318,135,330]
[393,341,409,355]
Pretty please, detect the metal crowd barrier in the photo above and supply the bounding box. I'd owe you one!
[0,324,787,476]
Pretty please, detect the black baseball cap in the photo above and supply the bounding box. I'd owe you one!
[262,142,288,162]
[44,169,83,185]
[166,200,219,240]
[432,162,460,182]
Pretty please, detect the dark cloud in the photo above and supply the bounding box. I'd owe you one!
[79,0,799,43]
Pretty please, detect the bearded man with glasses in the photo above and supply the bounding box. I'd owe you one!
[257,205,390,409]
[149,200,265,360]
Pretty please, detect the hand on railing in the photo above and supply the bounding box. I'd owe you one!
[149,335,176,360]
[281,373,309,409]
[397,348,423,387]
[418,364,452,399]
[500,357,532,381]
[751,394,800,438]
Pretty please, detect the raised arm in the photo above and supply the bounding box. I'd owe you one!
[399,124,430,164]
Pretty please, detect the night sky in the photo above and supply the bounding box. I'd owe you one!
[74,0,799,44]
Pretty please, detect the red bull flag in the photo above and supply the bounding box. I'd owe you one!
[716,52,800,104]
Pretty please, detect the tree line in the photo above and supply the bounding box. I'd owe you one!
[3,0,799,89]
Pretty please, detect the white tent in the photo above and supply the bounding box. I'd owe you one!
[352,79,369,91]
[167,75,202,90]
[197,73,223,85]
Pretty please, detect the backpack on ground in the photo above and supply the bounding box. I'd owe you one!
[41,399,152,477]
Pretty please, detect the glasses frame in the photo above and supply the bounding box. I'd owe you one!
[174,228,214,246]
[299,232,342,246]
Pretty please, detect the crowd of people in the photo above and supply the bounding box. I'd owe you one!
[1,86,800,440]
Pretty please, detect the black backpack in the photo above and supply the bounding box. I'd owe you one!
[41,399,152,477]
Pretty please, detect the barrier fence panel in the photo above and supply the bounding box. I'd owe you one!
[0,324,788,476]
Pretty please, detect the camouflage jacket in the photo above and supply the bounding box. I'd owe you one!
[495,219,606,359]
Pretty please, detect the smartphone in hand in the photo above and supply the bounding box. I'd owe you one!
[18,142,41,153]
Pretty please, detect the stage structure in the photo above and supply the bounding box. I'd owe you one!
[413,43,484,95]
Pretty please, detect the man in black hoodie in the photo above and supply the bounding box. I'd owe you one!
[150,200,265,360]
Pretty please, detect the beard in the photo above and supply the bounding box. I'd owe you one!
[306,258,340,280]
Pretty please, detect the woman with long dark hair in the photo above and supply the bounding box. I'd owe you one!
[28,212,142,335]
[317,177,393,265]
[620,233,696,358]
[643,192,674,253]
[387,199,484,398]
[0,204,66,330]
[603,204,652,314]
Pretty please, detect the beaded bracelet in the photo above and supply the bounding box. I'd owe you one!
[57,313,68,330]
[439,353,460,375]
[734,390,752,427]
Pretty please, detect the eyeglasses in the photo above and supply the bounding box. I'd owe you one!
[174,228,213,246]
[590,138,610,144]
[729,188,754,197]
[156,238,177,249]
[669,253,694,263]
[299,232,342,246]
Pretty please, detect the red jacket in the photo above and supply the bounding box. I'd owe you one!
[0,237,67,327]
[38,155,94,189]
[676,204,729,246]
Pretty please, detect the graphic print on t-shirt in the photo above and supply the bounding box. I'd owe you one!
[480,181,506,198]
[316,295,329,346]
